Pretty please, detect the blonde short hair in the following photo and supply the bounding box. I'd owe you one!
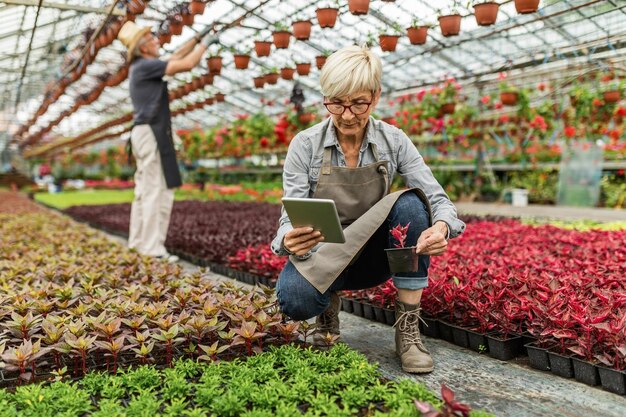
[319,44,382,99]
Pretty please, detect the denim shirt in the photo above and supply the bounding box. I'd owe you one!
[270,116,466,256]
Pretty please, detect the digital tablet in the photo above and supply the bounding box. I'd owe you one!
[281,197,346,244]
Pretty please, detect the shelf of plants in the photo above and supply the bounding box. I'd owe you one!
[61,197,626,396]
[0,192,493,415]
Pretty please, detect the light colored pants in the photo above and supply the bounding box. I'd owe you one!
[128,125,174,257]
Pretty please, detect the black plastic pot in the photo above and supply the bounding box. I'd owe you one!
[373,305,387,324]
[525,342,551,371]
[385,246,419,273]
[486,334,523,361]
[467,329,488,353]
[450,324,469,348]
[384,308,396,326]
[548,351,574,378]
[437,320,454,343]
[597,366,626,395]
[341,298,353,313]
[421,316,439,338]
[352,300,364,317]
[572,358,600,386]
[362,303,375,320]
[520,332,536,355]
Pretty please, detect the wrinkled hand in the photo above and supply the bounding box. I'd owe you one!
[283,227,324,256]
[415,221,449,256]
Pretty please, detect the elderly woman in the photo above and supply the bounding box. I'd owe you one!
[271,45,465,374]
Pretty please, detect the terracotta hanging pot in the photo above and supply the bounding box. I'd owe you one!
[292,20,312,40]
[440,103,456,115]
[253,76,266,88]
[182,9,195,26]
[184,84,193,95]
[298,113,314,124]
[603,90,621,103]
[280,67,295,80]
[205,97,215,105]
[192,77,203,90]
[272,31,291,49]
[207,56,222,75]
[190,1,206,15]
[203,73,214,85]
[254,40,272,57]
[348,0,370,15]
[159,32,172,45]
[438,14,461,37]
[233,54,251,69]
[514,0,540,14]
[127,0,146,15]
[474,2,499,26]
[296,62,311,76]
[215,93,225,102]
[315,55,327,70]
[379,34,400,52]
[265,73,279,85]
[407,26,428,45]
[500,92,519,106]
[169,17,183,36]
[316,7,339,28]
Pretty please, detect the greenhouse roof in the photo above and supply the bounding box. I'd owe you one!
[1,0,625,156]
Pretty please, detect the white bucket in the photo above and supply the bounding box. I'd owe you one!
[511,188,528,207]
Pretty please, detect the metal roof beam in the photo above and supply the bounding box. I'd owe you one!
[0,11,76,41]
[1,0,125,16]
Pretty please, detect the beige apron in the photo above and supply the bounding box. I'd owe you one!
[292,142,431,293]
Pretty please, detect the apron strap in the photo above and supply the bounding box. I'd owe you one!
[321,147,333,175]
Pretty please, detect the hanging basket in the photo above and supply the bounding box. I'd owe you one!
[298,113,314,124]
[215,93,225,102]
[296,63,311,76]
[190,1,207,15]
[348,0,370,15]
[169,19,183,36]
[407,26,428,45]
[292,20,313,40]
[280,67,295,80]
[440,102,456,115]
[272,31,291,49]
[315,55,327,70]
[254,40,272,57]
[474,2,499,26]
[253,76,266,88]
[207,56,223,75]
[603,90,621,103]
[316,7,339,28]
[514,0,540,14]
[127,0,146,14]
[182,10,194,26]
[203,73,214,85]
[265,73,279,85]
[500,91,519,106]
[379,34,400,52]
[233,54,251,70]
[438,14,461,37]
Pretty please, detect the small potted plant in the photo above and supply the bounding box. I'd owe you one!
[292,16,313,40]
[232,46,252,70]
[379,23,403,52]
[348,0,370,15]
[181,4,195,26]
[296,61,311,76]
[385,223,419,273]
[315,50,332,70]
[407,18,430,45]
[316,1,340,28]
[265,67,280,85]
[206,47,223,75]
[189,0,207,15]
[169,15,183,36]
[514,0,540,14]
[281,66,296,80]
[254,39,272,57]
[272,22,292,49]
[438,2,462,37]
[473,0,500,26]
[438,78,461,115]
[601,79,624,104]
[253,75,266,89]
[498,73,519,106]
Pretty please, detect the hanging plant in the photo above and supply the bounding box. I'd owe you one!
[514,0,541,14]
[292,19,313,40]
[127,0,147,15]
[348,0,370,15]
[272,23,292,49]
[315,54,329,70]
[190,0,207,15]
[215,92,225,102]
[296,62,311,76]
[253,76,266,89]
[601,80,624,104]
[438,14,461,37]
[473,1,500,26]
[254,40,272,57]
[169,16,183,36]
[207,51,223,75]
[407,19,429,45]
[265,69,279,85]
[316,4,339,28]
[181,4,195,26]
[280,67,295,80]
[233,53,251,70]
[378,23,403,52]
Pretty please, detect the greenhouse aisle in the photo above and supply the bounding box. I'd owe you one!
[456,202,626,223]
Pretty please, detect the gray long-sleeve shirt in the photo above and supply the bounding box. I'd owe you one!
[270,116,466,256]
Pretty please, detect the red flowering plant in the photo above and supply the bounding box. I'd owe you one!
[390,222,410,248]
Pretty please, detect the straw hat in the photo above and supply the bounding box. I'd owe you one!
[117,21,152,61]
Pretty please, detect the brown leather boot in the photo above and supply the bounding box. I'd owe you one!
[394,300,434,373]
[313,292,341,346]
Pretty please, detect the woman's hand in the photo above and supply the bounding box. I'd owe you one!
[415,221,449,256]
[283,227,324,256]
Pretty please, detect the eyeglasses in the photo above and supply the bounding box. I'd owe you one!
[323,101,372,115]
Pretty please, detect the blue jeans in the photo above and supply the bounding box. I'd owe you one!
[276,192,431,320]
